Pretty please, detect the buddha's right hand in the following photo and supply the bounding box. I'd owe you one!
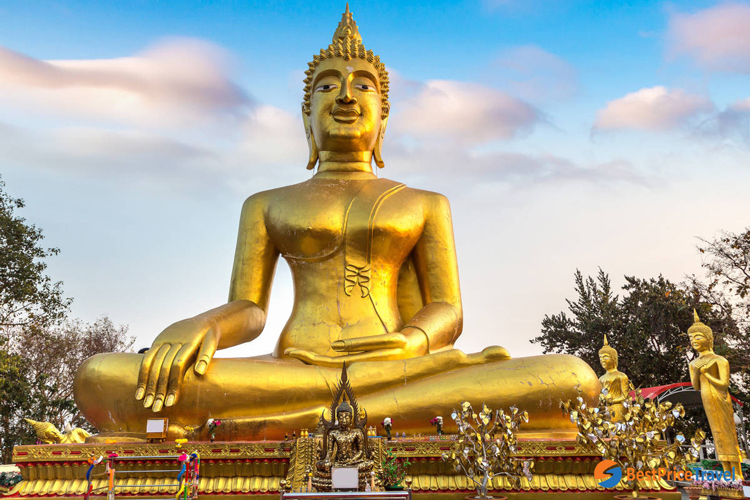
[135,318,219,412]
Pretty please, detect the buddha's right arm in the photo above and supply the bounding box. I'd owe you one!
[136,192,279,412]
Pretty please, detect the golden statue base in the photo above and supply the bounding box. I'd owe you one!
[5,437,680,500]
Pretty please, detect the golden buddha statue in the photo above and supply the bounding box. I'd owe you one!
[73,5,599,441]
[597,335,629,422]
[688,310,744,479]
[312,364,376,491]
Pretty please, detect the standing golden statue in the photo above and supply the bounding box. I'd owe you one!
[688,310,744,480]
[73,5,599,441]
[597,335,629,422]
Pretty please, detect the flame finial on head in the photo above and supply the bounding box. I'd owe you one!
[688,308,714,344]
[599,334,618,364]
[333,3,362,43]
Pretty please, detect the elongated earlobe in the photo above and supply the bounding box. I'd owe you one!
[302,110,318,170]
[373,116,388,169]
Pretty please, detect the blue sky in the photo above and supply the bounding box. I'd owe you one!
[1,0,750,358]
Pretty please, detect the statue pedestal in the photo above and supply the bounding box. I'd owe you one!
[4,437,681,500]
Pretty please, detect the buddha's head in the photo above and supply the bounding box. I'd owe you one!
[689,309,714,353]
[336,399,354,429]
[598,335,618,371]
[302,4,390,170]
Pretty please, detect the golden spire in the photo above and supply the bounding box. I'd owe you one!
[688,308,713,339]
[599,334,617,363]
[333,3,362,43]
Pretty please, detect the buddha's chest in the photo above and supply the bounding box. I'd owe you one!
[331,431,359,452]
[265,182,424,261]
[599,373,622,389]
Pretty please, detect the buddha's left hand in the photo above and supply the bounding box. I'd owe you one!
[284,328,428,367]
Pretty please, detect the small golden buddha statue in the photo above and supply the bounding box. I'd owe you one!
[597,335,629,422]
[688,310,744,479]
[73,5,599,441]
[313,399,375,491]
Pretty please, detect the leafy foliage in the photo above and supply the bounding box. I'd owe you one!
[0,178,71,333]
[379,447,410,488]
[532,270,736,389]
[562,386,704,495]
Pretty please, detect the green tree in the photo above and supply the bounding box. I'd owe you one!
[532,269,744,443]
[532,269,736,390]
[0,177,71,334]
[17,317,134,431]
[0,347,33,464]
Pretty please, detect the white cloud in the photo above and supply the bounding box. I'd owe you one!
[492,45,579,102]
[0,104,306,192]
[392,80,540,145]
[667,3,750,73]
[594,86,714,132]
[0,38,249,127]
[383,138,649,191]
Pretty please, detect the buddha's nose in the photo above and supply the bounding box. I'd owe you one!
[336,84,357,105]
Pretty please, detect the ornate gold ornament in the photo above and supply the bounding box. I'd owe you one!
[311,364,380,491]
[443,402,532,499]
[561,387,705,498]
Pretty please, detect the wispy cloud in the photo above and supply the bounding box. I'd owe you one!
[491,45,579,103]
[593,86,714,132]
[0,38,250,127]
[383,138,650,191]
[697,97,750,146]
[667,3,750,73]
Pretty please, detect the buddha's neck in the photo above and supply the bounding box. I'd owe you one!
[698,349,714,357]
[316,151,376,179]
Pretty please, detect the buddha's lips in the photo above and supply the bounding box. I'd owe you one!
[332,108,360,123]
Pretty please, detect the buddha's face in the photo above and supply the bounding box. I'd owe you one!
[338,411,353,429]
[599,353,615,370]
[309,57,383,153]
[690,332,711,352]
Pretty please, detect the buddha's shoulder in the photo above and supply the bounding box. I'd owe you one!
[239,181,312,211]
[397,184,453,213]
[376,178,448,203]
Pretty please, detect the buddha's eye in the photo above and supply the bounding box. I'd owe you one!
[315,84,338,93]
[354,84,375,91]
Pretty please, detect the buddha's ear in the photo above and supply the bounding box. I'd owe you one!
[373,116,388,169]
[302,109,318,171]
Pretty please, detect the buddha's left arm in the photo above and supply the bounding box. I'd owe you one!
[703,358,731,391]
[406,192,463,352]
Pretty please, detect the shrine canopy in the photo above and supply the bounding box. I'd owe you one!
[634,382,744,408]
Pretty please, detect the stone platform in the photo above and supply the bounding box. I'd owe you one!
[3,437,680,499]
